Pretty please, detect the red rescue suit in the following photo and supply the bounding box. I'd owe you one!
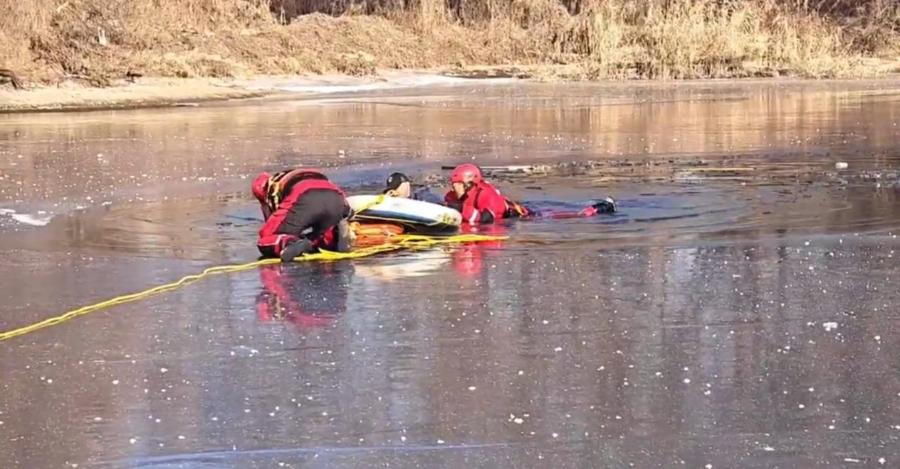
[444,180,529,225]
[256,170,349,257]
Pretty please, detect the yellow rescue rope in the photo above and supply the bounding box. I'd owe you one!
[0,233,504,342]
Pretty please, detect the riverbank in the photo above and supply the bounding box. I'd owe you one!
[0,70,520,113]
[7,68,900,114]
[2,1,899,108]
[0,78,270,113]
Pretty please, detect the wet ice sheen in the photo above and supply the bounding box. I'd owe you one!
[1,81,900,468]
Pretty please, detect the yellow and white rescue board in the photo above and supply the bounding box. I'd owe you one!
[347,195,461,232]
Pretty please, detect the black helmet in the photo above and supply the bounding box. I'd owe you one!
[384,172,411,192]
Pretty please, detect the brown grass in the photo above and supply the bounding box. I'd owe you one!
[0,0,898,88]
[552,0,858,79]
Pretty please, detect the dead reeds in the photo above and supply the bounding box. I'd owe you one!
[0,0,897,87]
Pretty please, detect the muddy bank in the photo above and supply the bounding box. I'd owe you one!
[6,71,900,116]
[0,78,269,113]
[0,72,521,113]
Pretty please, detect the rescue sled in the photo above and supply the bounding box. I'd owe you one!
[347,195,461,233]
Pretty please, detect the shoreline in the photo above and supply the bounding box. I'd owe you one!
[0,77,270,114]
[0,69,527,114]
[0,72,481,114]
[3,67,900,115]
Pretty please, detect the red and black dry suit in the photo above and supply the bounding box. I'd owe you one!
[444,180,615,225]
[256,170,350,258]
[444,180,530,225]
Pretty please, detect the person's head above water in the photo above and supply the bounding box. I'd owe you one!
[449,163,483,198]
[384,172,412,197]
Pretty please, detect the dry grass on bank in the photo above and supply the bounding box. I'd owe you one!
[1,0,898,88]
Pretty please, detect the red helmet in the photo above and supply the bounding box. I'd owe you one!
[450,163,483,184]
[251,172,271,201]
